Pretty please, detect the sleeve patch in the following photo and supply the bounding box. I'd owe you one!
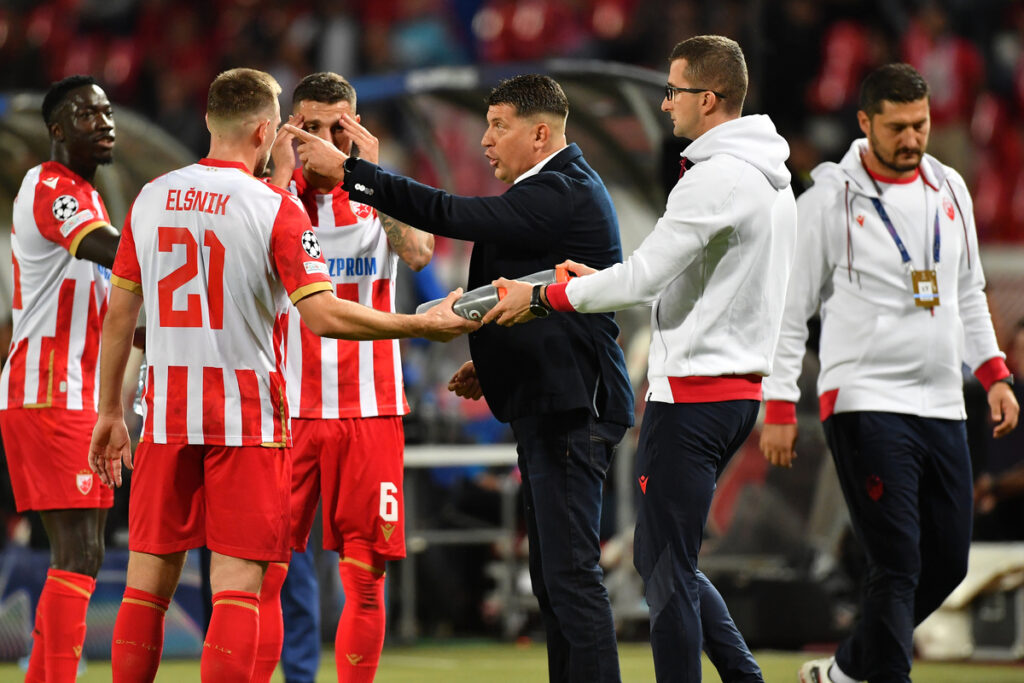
[304,261,329,275]
[301,230,322,258]
[52,195,80,221]
[59,209,96,237]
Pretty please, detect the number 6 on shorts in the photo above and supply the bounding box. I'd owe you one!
[379,482,399,522]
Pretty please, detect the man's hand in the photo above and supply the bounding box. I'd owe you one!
[283,124,348,186]
[89,413,133,488]
[557,258,596,277]
[339,113,379,164]
[988,380,1020,438]
[448,361,483,400]
[419,289,480,341]
[759,423,799,468]
[482,278,534,326]
[269,114,304,187]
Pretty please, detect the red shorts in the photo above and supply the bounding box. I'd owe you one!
[0,407,114,512]
[128,441,291,562]
[290,416,405,560]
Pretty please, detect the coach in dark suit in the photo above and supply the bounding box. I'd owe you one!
[287,74,634,683]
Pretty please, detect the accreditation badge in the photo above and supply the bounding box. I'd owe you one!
[911,270,939,308]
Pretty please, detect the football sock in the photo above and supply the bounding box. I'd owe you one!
[251,562,289,683]
[24,586,47,683]
[201,590,260,682]
[112,586,170,683]
[40,568,94,683]
[335,546,387,683]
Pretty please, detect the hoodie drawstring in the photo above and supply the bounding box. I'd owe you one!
[845,181,854,282]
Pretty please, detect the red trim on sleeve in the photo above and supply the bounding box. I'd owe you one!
[764,400,797,424]
[667,374,762,403]
[546,282,574,312]
[974,357,1011,392]
[818,388,840,422]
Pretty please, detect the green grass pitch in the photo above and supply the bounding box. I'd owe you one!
[3,641,1022,682]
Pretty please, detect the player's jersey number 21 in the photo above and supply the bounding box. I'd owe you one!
[158,226,226,329]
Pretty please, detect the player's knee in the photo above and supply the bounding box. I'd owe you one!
[57,540,105,576]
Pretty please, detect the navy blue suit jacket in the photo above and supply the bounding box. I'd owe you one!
[343,143,634,427]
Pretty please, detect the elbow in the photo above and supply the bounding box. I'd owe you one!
[300,311,330,338]
[405,247,434,272]
[406,255,430,272]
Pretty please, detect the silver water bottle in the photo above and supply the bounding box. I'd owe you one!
[416,267,567,320]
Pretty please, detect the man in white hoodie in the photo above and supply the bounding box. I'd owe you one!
[760,63,1019,683]
[487,35,796,683]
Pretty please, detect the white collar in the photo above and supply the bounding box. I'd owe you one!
[514,146,567,184]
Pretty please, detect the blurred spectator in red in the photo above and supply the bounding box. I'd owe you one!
[902,1,983,176]
[473,0,593,63]
[970,93,1024,242]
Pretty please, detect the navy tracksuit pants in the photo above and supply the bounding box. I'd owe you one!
[633,400,763,683]
[824,412,972,683]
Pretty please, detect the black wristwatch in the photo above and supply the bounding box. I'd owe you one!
[530,284,551,318]
[996,375,1015,386]
[343,155,359,176]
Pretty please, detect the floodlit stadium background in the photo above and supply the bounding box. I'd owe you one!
[1,1,1024,680]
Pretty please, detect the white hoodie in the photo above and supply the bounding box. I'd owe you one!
[557,114,797,403]
[763,139,1005,420]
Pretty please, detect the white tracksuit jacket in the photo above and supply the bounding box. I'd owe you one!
[552,114,798,403]
[763,138,1005,420]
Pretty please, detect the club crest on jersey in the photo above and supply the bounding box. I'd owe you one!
[943,196,955,220]
[301,230,322,258]
[855,214,865,226]
[351,201,373,220]
[52,195,79,221]
[76,470,94,495]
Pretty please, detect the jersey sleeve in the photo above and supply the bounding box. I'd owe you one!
[32,173,110,256]
[269,192,332,303]
[111,202,143,295]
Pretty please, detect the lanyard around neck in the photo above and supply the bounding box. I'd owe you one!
[868,195,940,266]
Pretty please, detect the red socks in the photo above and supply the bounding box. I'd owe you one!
[335,551,387,683]
[112,587,170,683]
[251,562,289,683]
[201,590,260,682]
[24,583,48,683]
[33,568,95,683]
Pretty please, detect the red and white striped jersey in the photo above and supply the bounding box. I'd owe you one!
[280,170,409,419]
[112,159,332,446]
[0,161,112,411]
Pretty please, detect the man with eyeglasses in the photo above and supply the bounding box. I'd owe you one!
[486,35,796,683]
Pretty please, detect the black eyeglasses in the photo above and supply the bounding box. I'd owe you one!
[664,84,727,101]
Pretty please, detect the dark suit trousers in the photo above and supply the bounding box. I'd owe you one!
[511,409,626,683]
[825,412,972,683]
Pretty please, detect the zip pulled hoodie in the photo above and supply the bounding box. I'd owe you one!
[763,138,1009,423]
[547,114,798,403]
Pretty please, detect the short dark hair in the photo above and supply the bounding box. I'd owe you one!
[669,35,748,114]
[42,75,98,125]
[207,68,281,125]
[485,75,568,120]
[859,63,930,117]
[293,72,357,111]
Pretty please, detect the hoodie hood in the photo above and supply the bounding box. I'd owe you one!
[813,138,951,197]
[681,114,792,190]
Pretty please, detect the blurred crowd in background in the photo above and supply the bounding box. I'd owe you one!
[3,0,1024,242]
[3,0,1024,642]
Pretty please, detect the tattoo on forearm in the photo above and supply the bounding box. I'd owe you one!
[380,213,408,251]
